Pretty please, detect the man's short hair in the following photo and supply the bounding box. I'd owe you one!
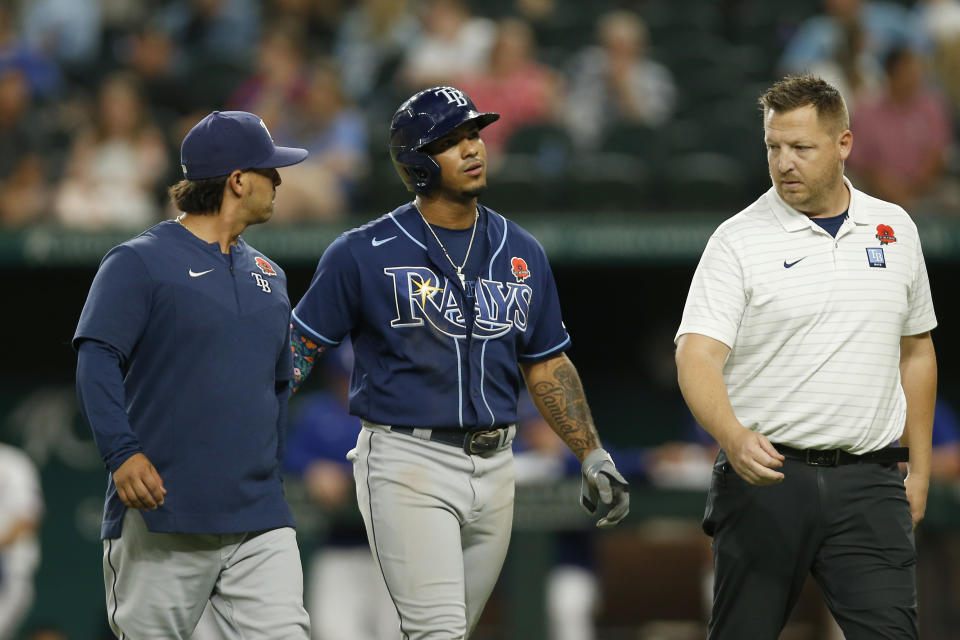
[168,176,228,215]
[759,75,850,136]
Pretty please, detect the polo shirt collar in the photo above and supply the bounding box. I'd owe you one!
[768,176,865,232]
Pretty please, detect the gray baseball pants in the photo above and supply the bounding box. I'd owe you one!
[351,423,515,639]
[103,509,310,639]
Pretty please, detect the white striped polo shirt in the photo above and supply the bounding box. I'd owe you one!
[676,178,937,453]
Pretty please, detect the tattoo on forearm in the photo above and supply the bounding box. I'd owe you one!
[290,325,326,394]
[531,361,599,460]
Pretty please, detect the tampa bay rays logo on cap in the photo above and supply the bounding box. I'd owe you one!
[434,87,468,107]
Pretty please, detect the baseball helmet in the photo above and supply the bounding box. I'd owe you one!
[389,86,500,193]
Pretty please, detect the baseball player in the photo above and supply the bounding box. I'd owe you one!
[74,111,311,639]
[0,443,43,640]
[289,85,630,639]
[675,76,937,639]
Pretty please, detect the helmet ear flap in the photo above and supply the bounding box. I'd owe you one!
[394,150,441,193]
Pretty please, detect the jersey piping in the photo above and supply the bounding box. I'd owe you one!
[291,309,340,345]
[389,208,428,250]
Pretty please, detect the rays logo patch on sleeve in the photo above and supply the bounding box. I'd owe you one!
[510,257,530,282]
[866,247,886,268]
[255,256,277,276]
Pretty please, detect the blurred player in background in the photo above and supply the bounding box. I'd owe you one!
[282,341,398,640]
[73,110,311,639]
[0,443,42,640]
[676,75,937,639]
[512,394,601,640]
[289,85,629,639]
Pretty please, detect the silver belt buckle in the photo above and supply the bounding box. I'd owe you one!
[465,428,505,455]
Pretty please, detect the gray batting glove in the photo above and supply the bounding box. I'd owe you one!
[580,448,630,528]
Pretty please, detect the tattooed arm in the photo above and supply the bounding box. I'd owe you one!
[290,323,327,394]
[519,353,601,462]
[521,353,630,527]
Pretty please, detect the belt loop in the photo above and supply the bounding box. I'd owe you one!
[504,424,516,449]
[411,427,432,441]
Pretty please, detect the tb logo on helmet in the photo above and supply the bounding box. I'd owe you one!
[434,87,468,107]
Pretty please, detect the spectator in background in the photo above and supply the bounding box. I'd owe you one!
[268,58,368,221]
[846,47,955,213]
[267,0,346,57]
[334,0,420,107]
[0,443,43,640]
[283,342,399,640]
[913,0,960,118]
[0,67,51,227]
[928,398,960,481]
[914,0,960,44]
[780,0,929,75]
[512,394,602,640]
[118,22,194,129]
[397,0,495,91]
[227,20,310,131]
[563,10,675,149]
[456,17,561,161]
[19,0,101,79]
[0,5,61,101]
[155,0,261,65]
[54,72,168,230]
[808,20,883,113]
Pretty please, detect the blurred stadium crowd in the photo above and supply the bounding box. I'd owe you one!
[0,0,958,231]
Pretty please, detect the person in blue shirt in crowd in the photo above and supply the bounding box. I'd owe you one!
[73,110,311,639]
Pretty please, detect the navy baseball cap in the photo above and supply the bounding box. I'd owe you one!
[180,110,308,180]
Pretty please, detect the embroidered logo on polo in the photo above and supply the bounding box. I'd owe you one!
[783,257,805,269]
[876,224,897,245]
[255,256,277,276]
[251,272,272,292]
[384,266,531,339]
[866,247,886,268]
[511,257,531,282]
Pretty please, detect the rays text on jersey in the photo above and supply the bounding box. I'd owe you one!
[384,266,531,339]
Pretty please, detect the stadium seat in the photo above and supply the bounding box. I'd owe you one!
[660,152,750,212]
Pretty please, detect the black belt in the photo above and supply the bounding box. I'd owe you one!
[776,444,908,467]
[391,426,512,455]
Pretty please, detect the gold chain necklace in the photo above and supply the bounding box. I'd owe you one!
[416,205,479,288]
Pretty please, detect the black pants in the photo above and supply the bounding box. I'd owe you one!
[703,451,917,640]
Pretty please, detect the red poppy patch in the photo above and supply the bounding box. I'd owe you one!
[511,257,530,282]
[255,256,278,276]
[876,224,896,245]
